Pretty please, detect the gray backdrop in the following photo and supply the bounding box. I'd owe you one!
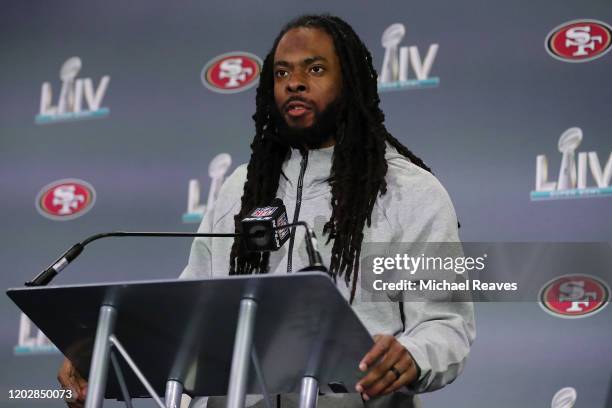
[1,1,611,407]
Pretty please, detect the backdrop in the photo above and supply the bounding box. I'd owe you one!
[1,1,611,407]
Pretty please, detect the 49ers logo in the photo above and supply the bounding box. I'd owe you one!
[201,52,262,93]
[546,20,612,62]
[539,274,609,318]
[35,179,96,221]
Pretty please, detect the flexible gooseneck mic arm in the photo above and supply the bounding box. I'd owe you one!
[25,231,242,287]
[26,221,327,287]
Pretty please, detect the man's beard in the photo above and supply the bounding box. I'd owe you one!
[271,97,342,149]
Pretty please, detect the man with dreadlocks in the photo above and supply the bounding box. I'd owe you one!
[180,14,475,408]
[58,13,474,408]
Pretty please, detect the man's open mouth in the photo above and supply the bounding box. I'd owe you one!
[285,101,312,117]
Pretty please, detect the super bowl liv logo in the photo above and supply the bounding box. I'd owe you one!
[378,23,439,92]
[531,127,612,200]
[15,313,57,355]
[183,153,233,223]
[36,56,110,124]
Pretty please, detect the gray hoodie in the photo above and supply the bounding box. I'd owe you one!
[180,143,475,407]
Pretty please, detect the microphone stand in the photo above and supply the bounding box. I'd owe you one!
[25,222,328,287]
[25,231,241,287]
[273,222,327,273]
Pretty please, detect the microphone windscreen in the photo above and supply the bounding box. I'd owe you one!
[241,199,290,251]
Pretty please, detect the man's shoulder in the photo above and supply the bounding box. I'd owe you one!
[384,148,451,205]
[219,163,248,198]
[380,145,459,241]
[212,163,248,221]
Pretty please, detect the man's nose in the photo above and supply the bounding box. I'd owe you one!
[286,74,307,93]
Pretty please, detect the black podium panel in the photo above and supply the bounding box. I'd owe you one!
[7,273,373,398]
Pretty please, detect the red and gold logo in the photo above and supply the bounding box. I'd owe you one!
[201,52,262,93]
[546,20,612,62]
[35,179,96,221]
[539,274,609,318]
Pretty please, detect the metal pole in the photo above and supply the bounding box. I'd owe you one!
[109,335,165,408]
[225,298,258,408]
[251,349,273,408]
[85,305,117,408]
[298,377,319,408]
[109,350,134,408]
[164,380,184,408]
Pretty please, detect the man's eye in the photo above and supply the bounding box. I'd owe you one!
[275,70,288,78]
[310,66,325,74]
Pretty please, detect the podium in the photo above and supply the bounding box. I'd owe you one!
[7,272,373,408]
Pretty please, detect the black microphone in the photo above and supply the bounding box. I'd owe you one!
[241,199,327,272]
[25,231,241,287]
[240,198,290,251]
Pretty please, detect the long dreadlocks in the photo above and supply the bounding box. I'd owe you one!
[228,14,432,302]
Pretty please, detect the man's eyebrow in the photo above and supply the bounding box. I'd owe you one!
[303,55,328,65]
[273,55,329,68]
